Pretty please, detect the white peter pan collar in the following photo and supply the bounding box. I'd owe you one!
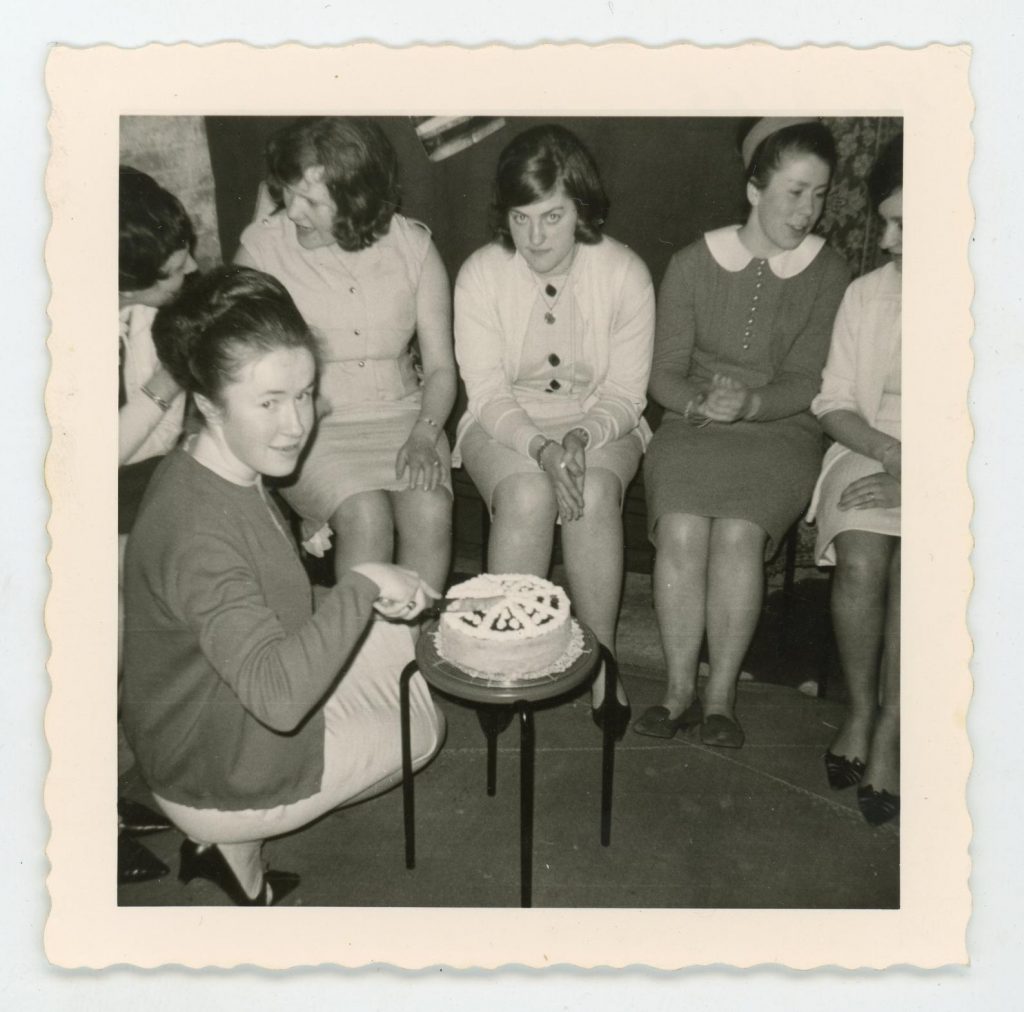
[704,225,825,280]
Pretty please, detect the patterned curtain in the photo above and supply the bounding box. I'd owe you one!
[820,116,903,279]
[120,116,222,270]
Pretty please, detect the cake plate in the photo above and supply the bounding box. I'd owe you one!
[399,619,620,908]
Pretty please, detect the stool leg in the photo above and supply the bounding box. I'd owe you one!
[600,645,617,847]
[477,705,513,796]
[400,660,418,870]
[518,702,535,908]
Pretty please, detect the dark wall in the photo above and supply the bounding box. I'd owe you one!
[204,116,750,288]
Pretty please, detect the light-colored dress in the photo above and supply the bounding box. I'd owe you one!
[808,262,902,565]
[238,211,452,524]
[643,226,850,552]
[453,236,655,509]
[119,303,186,466]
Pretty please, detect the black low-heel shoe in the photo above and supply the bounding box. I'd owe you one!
[824,750,867,791]
[118,831,170,885]
[178,839,300,906]
[857,785,900,826]
[592,700,632,741]
[118,797,173,836]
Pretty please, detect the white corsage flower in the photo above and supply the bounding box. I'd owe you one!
[302,523,334,558]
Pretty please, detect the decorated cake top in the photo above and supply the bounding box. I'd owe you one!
[441,573,569,641]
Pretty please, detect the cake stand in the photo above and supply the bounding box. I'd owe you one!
[399,619,620,908]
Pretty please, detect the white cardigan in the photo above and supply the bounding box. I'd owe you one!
[806,262,901,520]
[453,235,655,461]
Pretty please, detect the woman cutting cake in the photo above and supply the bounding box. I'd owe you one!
[121,266,443,905]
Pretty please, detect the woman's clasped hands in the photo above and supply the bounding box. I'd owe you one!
[697,373,760,423]
[534,431,587,523]
[351,562,441,620]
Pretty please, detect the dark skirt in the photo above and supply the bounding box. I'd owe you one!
[643,412,824,554]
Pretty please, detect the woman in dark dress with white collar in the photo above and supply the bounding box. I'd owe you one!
[637,119,850,748]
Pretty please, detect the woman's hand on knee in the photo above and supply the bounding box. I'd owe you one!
[352,562,441,619]
[838,473,901,511]
[395,432,444,492]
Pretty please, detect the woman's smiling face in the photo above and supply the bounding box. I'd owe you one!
[282,166,339,250]
[205,346,317,483]
[746,153,831,257]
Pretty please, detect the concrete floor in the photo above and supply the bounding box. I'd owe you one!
[118,568,898,910]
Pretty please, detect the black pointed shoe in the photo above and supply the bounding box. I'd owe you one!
[178,839,300,906]
[592,700,632,741]
[823,751,867,791]
[118,798,173,836]
[857,785,900,826]
[118,831,170,885]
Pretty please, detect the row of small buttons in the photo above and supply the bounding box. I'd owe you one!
[742,261,767,350]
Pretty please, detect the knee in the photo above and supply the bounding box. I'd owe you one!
[654,513,707,558]
[712,518,767,555]
[582,470,621,518]
[493,475,557,525]
[333,493,393,541]
[398,489,452,542]
[835,544,889,590]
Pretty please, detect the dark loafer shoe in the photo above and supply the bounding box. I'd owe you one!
[633,699,703,740]
[700,713,745,749]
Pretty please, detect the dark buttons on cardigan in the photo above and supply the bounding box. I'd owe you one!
[349,286,357,294]
[354,329,361,336]
[548,353,561,366]
[548,379,561,391]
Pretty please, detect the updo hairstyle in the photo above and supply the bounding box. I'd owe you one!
[152,265,317,411]
[743,120,838,192]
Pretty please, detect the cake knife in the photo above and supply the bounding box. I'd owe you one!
[425,595,507,615]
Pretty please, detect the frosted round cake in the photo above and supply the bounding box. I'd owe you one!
[437,573,572,677]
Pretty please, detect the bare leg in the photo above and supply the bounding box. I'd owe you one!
[560,470,627,707]
[651,513,712,717]
[829,531,897,763]
[703,518,768,717]
[488,473,558,577]
[329,491,395,584]
[863,541,900,794]
[391,487,453,593]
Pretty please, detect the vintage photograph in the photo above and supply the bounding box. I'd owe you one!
[44,43,972,971]
[114,112,903,910]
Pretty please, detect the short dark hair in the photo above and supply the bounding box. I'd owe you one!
[265,117,401,252]
[868,133,903,209]
[152,265,318,410]
[119,166,196,292]
[744,121,838,192]
[491,125,609,249]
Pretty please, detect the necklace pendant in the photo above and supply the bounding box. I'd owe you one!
[544,311,556,324]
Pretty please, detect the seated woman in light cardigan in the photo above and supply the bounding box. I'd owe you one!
[809,134,903,826]
[121,266,444,905]
[453,125,655,738]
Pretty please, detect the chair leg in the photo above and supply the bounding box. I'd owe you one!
[599,645,617,847]
[400,660,418,870]
[518,702,535,908]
